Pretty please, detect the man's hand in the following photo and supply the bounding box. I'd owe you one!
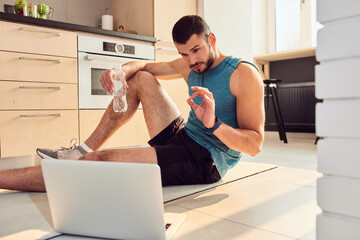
[187,86,216,128]
[100,68,128,95]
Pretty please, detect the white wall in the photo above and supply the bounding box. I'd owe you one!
[316,0,360,239]
[252,0,269,55]
[198,0,268,62]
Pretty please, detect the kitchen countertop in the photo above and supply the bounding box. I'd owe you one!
[0,12,156,43]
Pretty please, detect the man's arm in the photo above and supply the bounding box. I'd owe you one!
[187,63,264,156]
[215,63,264,156]
[100,58,190,94]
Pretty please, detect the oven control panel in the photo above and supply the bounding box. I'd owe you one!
[103,42,135,55]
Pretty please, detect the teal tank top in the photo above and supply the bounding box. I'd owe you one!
[184,56,252,178]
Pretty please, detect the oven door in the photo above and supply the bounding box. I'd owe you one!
[78,52,133,109]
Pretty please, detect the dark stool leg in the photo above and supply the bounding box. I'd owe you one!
[270,86,288,143]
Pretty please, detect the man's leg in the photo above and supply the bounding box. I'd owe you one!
[85,71,181,151]
[0,147,157,192]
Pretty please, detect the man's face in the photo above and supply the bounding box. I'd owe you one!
[175,34,215,74]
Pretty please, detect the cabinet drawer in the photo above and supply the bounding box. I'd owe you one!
[79,110,149,149]
[0,21,77,57]
[0,110,79,157]
[0,51,77,83]
[0,81,77,110]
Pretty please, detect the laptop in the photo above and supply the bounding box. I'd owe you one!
[41,158,186,240]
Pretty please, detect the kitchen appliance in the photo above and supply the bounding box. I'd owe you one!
[78,34,154,109]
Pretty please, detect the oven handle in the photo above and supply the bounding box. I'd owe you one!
[84,54,127,63]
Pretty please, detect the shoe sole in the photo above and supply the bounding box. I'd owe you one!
[36,149,56,160]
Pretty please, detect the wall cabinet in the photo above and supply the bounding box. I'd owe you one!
[0,21,78,158]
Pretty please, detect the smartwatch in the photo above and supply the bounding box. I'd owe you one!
[206,116,222,133]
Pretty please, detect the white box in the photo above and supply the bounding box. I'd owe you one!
[317,17,360,62]
[317,0,360,23]
[318,138,360,179]
[317,176,360,219]
[316,58,360,99]
[316,100,360,138]
[317,213,360,240]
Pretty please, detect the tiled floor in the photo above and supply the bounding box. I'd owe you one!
[165,132,321,240]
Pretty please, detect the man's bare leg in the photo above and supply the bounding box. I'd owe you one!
[0,166,45,192]
[85,71,181,151]
[0,71,181,191]
[0,147,157,192]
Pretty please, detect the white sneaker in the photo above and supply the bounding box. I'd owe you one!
[36,138,87,160]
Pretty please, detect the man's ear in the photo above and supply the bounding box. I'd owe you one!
[208,32,216,47]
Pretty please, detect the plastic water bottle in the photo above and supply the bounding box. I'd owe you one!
[112,67,127,113]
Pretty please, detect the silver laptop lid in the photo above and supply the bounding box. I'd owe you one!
[41,159,166,240]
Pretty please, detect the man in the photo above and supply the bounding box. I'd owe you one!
[0,15,264,192]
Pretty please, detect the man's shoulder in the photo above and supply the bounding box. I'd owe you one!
[230,61,263,95]
[232,61,261,81]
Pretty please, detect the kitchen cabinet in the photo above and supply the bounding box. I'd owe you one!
[0,51,77,84]
[0,110,78,157]
[153,0,197,42]
[112,0,196,119]
[0,21,77,57]
[0,81,77,110]
[79,110,149,149]
[0,20,78,157]
[155,0,196,120]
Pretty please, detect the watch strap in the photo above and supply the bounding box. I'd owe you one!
[206,117,222,133]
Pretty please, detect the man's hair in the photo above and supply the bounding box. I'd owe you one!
[172,15,211,44]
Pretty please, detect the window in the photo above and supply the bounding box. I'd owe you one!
[271,0,322,52]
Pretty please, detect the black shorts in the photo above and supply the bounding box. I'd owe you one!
[148,116,221,186]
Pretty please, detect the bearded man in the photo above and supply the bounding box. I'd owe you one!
[1,15,264,191]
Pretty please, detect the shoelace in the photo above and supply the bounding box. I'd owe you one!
[58,138,78,153]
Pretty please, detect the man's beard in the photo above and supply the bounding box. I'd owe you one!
[191,49,215,74]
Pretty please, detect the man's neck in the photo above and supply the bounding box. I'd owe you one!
[210,49,226,70]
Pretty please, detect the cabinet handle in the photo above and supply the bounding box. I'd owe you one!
[156,47,178,53]
[19,86,62,90]
[19,57,62,63]
[156,39,173,44]
[20,114,63,117]
[19,27,62,36]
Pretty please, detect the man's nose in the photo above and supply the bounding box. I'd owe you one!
[189,54,197,65]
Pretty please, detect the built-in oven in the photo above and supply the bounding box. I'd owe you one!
[78,34,155,109]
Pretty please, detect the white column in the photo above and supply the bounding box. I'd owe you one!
[316,0,360,239]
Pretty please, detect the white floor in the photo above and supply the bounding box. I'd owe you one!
[164,132,321,240]
[0,132,321,240]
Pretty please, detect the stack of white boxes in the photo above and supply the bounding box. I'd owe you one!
[316,0,360,239]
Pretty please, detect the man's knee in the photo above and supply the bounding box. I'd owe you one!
[128,71,159,91]
[129,71,156,83]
